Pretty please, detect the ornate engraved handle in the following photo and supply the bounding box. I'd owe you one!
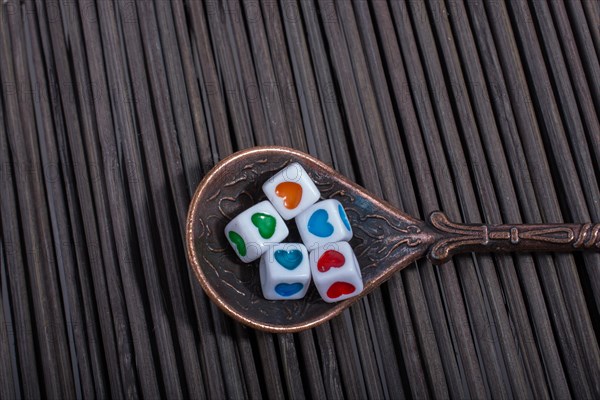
[426,212,600,264]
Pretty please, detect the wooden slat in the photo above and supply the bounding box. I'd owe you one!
[1,2,75,397]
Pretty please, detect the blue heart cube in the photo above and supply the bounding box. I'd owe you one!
[295,199,353,251]
[259,243,311,300]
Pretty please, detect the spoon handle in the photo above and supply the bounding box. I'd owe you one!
[426,211,600,264]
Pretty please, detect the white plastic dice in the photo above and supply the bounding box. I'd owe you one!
[259,243,311,300]
[309,241,363,303]
[295,199,353,251]
[225,201,289,263]
[262,162,321,220]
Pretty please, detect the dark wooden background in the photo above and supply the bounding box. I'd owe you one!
[1,0,599,398]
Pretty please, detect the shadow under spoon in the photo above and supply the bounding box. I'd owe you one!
[186,146,600,333]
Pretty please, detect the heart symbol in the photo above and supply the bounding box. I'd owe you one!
[326,282,356,299]
[274,249,303,270]
[228,231,246,256]
[317,250,345,272]
[251,213,277,239]
[275,282,304,297]
[338,204,351,231]
[307,209,334,237]
[276,182,303,209]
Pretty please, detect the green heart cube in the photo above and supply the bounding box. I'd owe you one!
[225,201,289,262]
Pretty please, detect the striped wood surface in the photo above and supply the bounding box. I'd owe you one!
[1,1,599,398]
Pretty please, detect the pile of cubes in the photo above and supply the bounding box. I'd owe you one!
[225,163,363,303]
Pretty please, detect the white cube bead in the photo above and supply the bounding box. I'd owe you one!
[259,243,311,300]
[262,162,321,220]
[224,201,289,263]
[309,242,363,303]
[295,199,353,251]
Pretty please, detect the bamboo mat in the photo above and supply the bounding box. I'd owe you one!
[1,0,599,398]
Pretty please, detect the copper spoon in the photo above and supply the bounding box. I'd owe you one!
[186,146,600,333]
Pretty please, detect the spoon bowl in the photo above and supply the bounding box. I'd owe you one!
[186,146,434,332]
